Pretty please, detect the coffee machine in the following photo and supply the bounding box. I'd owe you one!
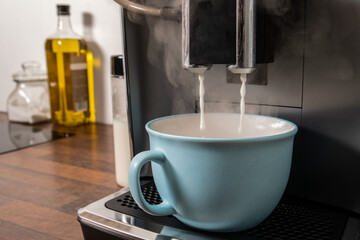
[78,0,360,239]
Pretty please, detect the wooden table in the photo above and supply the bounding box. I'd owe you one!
[0,113,121,240]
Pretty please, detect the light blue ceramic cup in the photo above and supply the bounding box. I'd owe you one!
[129,113,297,232]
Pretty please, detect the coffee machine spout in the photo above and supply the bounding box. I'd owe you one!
[229,0,256,74]
[182,0,256,73]
[186,65,212,74]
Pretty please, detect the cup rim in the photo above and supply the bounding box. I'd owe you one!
[146,113,298,143]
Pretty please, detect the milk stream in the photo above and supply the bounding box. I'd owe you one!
[198,72,246,134]
[238,73,247,133]
[198,73,206,132]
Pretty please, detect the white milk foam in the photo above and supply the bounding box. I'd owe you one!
[150,113,295,139]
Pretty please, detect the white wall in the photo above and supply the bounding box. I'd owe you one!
[0,0,124,124]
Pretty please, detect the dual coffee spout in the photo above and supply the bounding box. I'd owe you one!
[115,0,257,74]
[183,0,256,75]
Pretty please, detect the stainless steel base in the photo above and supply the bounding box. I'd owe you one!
[78,185,360,240]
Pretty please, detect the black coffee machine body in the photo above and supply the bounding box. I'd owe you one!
[78,0,360,239]
[125,0,360,214]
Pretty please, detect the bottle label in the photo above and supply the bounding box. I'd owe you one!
[70,55,89,112]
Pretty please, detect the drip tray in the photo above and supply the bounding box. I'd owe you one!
[103,180,349,240]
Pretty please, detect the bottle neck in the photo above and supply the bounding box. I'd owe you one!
[57,15,73,32]
[50,14,81,39]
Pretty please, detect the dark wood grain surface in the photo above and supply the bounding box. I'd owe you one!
[0,113,121,240]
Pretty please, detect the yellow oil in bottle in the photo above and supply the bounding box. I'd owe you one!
[45,38,95,126]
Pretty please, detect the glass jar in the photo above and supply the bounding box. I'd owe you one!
[7,61,50,124]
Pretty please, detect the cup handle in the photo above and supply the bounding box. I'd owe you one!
[129,150,176,216]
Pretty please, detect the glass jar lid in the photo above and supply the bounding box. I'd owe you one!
[12,61,47,82]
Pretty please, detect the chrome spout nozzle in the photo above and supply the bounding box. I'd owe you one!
[185,65,212,74]
[229,0,257,74]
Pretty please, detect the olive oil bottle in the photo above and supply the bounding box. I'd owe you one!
[45,5,95,126]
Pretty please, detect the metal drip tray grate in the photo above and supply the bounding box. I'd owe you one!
[105,181,348,240]
[247,201,338,240]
